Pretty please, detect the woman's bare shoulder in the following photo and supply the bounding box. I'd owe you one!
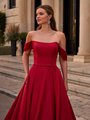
[26,31,38,41]
[28,30,36,36]
[25,31,36,43]
[56,31,66,43]
[56,31,65,38]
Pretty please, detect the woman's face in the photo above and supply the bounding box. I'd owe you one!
[36,8,50,25]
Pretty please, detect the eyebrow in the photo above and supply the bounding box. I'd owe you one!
[36,11,44,15]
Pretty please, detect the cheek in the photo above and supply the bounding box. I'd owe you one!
[42,15,48,22]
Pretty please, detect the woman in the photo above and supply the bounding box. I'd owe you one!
[5,5,76,120]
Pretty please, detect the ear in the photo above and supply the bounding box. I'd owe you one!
[48,14,52,20]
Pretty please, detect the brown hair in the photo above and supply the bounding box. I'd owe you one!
[36,5,57,31]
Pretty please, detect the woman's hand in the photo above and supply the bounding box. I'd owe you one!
[65,82,68,92]
[24,73,28,81]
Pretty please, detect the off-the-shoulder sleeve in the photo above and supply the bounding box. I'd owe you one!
[24,41,32,51]
[58,46,67,60]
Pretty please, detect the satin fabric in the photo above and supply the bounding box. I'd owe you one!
[4,41,76,120]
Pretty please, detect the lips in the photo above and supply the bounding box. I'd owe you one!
[37,19,41,22]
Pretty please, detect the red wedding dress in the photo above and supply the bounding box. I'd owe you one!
[4,40,76,120]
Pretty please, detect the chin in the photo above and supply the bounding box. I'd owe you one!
[37,22,43,25]
[37,21,46,25]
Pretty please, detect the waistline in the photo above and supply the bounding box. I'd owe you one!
[33,63,56,67]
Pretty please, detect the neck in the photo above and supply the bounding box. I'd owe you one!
[40,23,52,33]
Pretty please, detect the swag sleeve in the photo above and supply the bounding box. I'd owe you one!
[24,41,32,51]
[58,46,67,61]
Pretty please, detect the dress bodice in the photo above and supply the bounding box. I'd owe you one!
[32,41,58,66]
[24,40,67,66]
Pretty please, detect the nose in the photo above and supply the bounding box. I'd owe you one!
[36,14,40,18]
[36,16,40,21]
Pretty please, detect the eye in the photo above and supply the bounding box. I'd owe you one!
[39,12,44,15]
[36,12,44,16]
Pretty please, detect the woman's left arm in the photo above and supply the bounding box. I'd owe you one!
[58,32,68,91]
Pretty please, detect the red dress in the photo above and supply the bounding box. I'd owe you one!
[4,41,76,120]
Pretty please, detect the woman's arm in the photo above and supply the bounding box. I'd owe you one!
[58,32,68,91]
[22,32,32,80]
